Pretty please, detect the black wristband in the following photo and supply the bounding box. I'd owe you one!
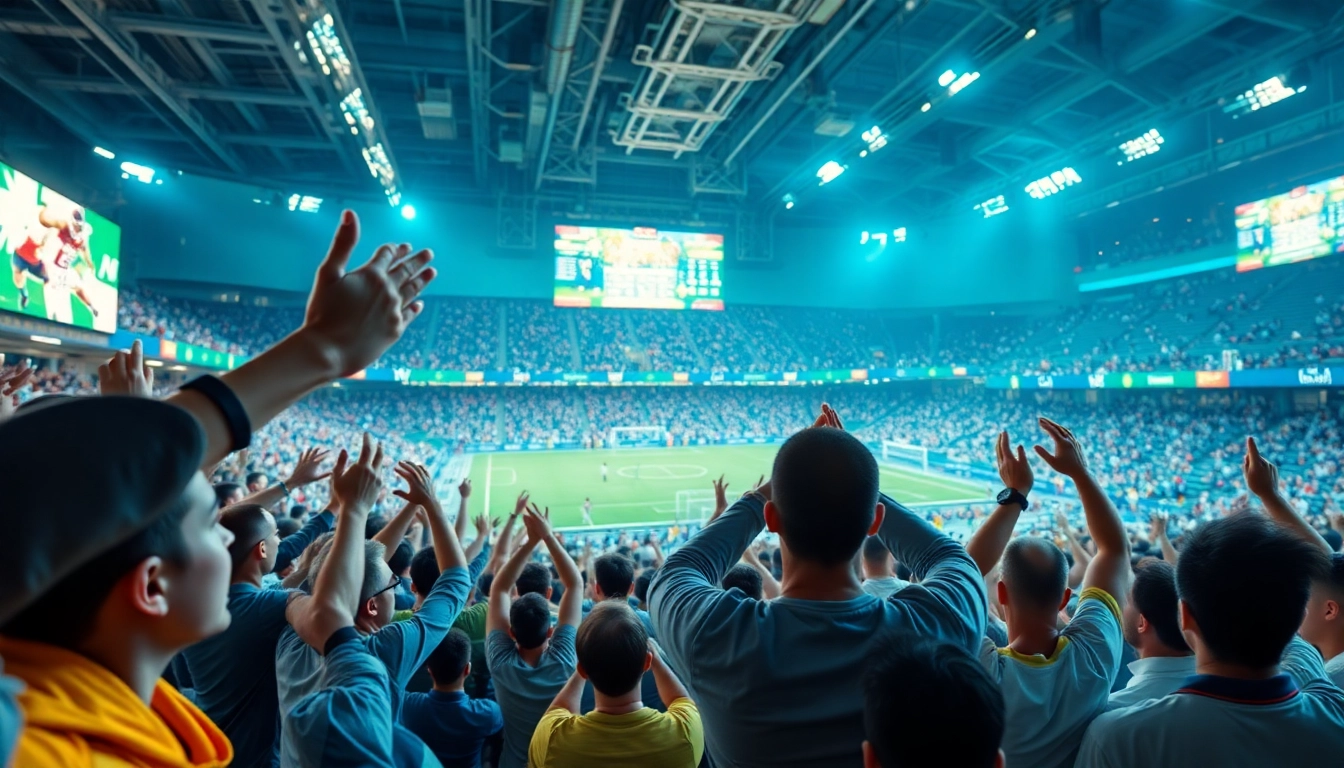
[323,626,361,656]
[180,375,252,453]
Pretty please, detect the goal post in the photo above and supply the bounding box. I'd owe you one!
[675,489,716,527]
[881,439,929,473]
[608,426,667,448]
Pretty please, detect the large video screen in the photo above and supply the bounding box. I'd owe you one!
[0,160,120,332]
[554,225,724,310]
[1235,175,1344,272]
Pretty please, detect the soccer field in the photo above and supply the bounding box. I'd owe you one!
[460,444,990,529]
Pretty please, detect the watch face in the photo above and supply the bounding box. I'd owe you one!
[997,489,1013,504]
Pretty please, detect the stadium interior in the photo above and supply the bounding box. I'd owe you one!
[6,1,1344,767]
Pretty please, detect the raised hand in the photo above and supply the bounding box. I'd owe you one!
[513,491,531,516]
[458,478,473,499]
[300,211,436,377]
[285,447,332,488]
[1148,511,1169,542]
[473,513,495,540]
[522,502,553,544]
[1243,437,1282,500]
[1033,417,1089,479]
[1054,508,1071,532]
[995,430,1034,495]
[330,433,385,515]
[98,339,154,397]
[393,461,440,511]
[0,363,34,420]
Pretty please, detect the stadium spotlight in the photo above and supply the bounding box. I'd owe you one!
[816,161,847,185]
[287,194,323,213]
[119,161,155,184]
[401,203,417,220]
[782,193,796,210]
[92,146,115,159]
[860,125,887,155]
[920,102,931,112]
[1024,28,1037,39]
[974,195,1009,218]
[938,70,956,87]
[948,71,980,95]
[1118,129,1163,164]
[1223,76,1297,116]
[1025,167,1082,199]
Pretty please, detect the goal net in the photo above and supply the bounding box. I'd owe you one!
[608,426,666,448]
[881,440,929,473]
[675,489,716,526]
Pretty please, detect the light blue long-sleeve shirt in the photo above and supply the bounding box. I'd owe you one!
[648,493,987,767]
[1075,636,1344,767]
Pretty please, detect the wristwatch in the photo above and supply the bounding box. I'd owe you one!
[996,487,1029,511]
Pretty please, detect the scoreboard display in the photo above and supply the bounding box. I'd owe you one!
[1236,175,1344,272]
[553,225,724,310]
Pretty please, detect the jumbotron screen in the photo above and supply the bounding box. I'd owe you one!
[553,225,724,310]
[1235,174,1344,272]
[0,160,120,332]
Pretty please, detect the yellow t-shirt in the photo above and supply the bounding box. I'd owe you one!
[528,698,704,768]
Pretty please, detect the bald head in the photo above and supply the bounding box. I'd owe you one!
[1002,537,1068,609]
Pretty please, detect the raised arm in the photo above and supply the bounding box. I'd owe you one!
[523,504,582,627]
[740,543,781,599]
[1055,507,1094,573]
[166,211,435,469]
[463,514,495,563]
[484,508,523,577]
[238,447,332,512]
[1245,437,1332,554]
[372,501,422,561]
[709,475,729,524]
[395,461,466,573]
[454,479,472,543]
[487,500,541,635]
[547,669,586,715]
[966,430,1034,576]
[1149,512,1179,564]
[1034,417,1130,604]
[288,434,384,650]
[648,640,690,705]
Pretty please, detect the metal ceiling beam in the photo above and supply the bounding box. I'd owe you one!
[34,74,312,106]
[0,33,108,148]
[110,11,274,45]
[36,0,245,173]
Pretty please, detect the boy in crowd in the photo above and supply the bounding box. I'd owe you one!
[487,502,582,768]
[721,564,763,600]
[0,208,439,765]
[965,422,1129,768]
[860,536,910,599]
[1107,560,1194,710]
[649,405,986,766]
[401,628,503,768]
[863,633,1004,768]
[530,602,703,767]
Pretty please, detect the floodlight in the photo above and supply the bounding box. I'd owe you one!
[119,161,155,184]
[1223,76,1297,116]
[974,195,1009,218]
[92,146,115,159]
[1118,129,1163,163]
[920,102,931,112]
[948,71,980,95]
[782,193,796,210]
[401,204,417,220]
[1025,167,1082,199]
[861,125,887,154]
[816,161,847,185]
[938,70,956,87]
[287,194,323,213]
[1024,28,1037,39]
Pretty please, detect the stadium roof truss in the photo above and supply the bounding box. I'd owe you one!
[0,0,1341,222]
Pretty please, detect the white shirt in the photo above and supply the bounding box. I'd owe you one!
[861,576,911,600]
[980,588,1123,768]
[1106,654,1197,710]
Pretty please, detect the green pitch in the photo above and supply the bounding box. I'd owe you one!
[464,444,990,528]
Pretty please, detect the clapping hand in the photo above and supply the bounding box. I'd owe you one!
[98,339,154,397]
[1033,417,1089,479]
[330,433,384,515]
[286,447,332,488]
[393,461,441,512]
[521,502,553,544]
[1243,437,1282,500]
[995,430,1034,496]
[1148,511,1169,542]
[300,211,436,377]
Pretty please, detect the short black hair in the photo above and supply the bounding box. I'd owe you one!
[476,572,495,600]
[722,564,763,600]
[771,428,879,565]
[1002,537,1068,609]
[862,536,890,566]
[426,627,472,683]
[510,592,552,650]
[289,504,309,520]
[634,569,654,604]
[576,601,648,696]
[594,553,635,597]
[1177,514,1330,668]
[1131,560,1189,652]
[213,482,242,508]
[220,503,273,567]
[1319,553,1344,597]
[2,497,192,647]
[517,562,552,597]
[246,471,267,487]
[409,546,440,596]
[276,517,302,539]
[364,515,387,540]
[864,632,1003,768]
[388,540,415,576]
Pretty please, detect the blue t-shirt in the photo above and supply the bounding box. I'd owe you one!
[486,624,578,768]
[401,689,503,768]
[648,494,986,768]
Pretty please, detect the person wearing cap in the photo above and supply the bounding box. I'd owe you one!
[0,210,436,768]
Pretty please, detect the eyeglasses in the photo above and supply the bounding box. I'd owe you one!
[370,573,401,600]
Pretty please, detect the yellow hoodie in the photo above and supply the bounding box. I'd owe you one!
[0,637,231,768]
